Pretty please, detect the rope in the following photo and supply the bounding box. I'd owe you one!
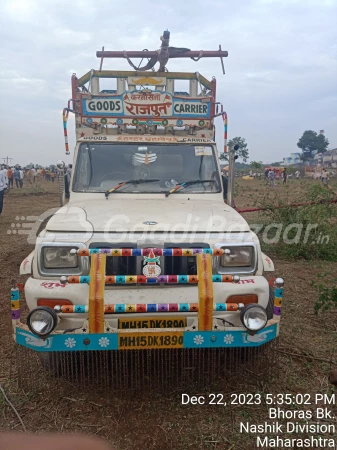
[191,50,204,61]
[124,50,158,71]
[236,197,337,213]
[124,47,191,72]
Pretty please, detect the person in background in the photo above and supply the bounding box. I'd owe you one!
[0,168,7,216]
[67,164,72,179]
[31,167,36,183]
[7,167,13,188]
[42,168,46,178]
[1,165,8,186]
[19,167,24,188]
[282,168,287,185]
[50,170,56,183]
[45,169,50,181]
[269,169,276,188]
[13,167,21,188]
[295,170,300,179]
[322,169,328,185]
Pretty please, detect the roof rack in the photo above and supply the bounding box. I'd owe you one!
[96,30,228,74]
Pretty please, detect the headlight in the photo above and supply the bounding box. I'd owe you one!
[43,247,78,269]
[240,304,267,332]
[27,307,58,337]
[220,246,253,267]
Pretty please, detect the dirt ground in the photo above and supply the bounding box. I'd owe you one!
[0,178,336,449]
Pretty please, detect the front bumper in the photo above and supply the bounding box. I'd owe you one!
[24,275,270,330]
[14,321,279,352]
[13,275,281,352]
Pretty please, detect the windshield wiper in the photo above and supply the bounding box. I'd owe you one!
[105,179,159,199]
[165,180,215,197]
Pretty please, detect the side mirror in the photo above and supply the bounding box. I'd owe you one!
[57,160,65,170]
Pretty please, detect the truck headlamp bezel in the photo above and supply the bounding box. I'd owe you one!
[213,242,258,275]
[240,304,268,332]
[27,306,58,337]
[43,246,78,269]
[38,242,89,276]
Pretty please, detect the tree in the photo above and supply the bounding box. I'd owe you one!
[219,137,249,163]
[297,130,329,161]
[251,161,262,169]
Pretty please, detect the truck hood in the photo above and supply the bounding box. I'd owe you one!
[46,198,250,233]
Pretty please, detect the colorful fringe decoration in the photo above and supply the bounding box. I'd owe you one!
[11,287,20,324]
[222,111,228,153]
[63,274,235,284]
[76,248,229,257]
[274,286,283,318]
[57,303,240,314]
[63,108,70,155]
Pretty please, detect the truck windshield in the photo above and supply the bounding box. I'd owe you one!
[73,143,221,194]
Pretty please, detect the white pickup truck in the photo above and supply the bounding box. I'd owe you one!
[13,44,283,364]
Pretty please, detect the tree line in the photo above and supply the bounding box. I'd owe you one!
[219,130,330,165]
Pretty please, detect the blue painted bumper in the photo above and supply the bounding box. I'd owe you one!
[15,323,278,352]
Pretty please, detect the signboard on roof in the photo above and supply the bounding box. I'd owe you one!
[81,91,211,120]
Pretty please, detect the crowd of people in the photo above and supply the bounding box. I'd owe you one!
[0,164,72,216]
[263,167,302,187]
[0,165,60,189]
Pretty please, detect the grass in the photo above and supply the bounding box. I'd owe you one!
[237,178,337,261]
[7,179,58,195]
[0,177,337,449]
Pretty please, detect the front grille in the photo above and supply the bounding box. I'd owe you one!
[164,242,210,276]
[89,243,137,276]
[89,242,210,282]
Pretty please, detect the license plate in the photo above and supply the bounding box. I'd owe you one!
[119,332,184,349]
[118,317,187,329]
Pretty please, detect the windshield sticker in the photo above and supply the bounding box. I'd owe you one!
[143,249,162,278]
[133,151,157,166]
[195,146,212,156]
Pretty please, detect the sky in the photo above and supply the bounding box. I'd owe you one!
[0,0,336,166]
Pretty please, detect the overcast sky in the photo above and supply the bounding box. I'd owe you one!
[0,0,336,166]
